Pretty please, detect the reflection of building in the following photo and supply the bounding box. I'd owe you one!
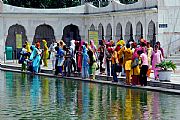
[0,0,180,59]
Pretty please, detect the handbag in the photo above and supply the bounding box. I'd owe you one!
[131,58,139,68]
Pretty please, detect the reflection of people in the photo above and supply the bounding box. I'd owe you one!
[56,79,65,107]
[82,82,89,119]
[152,92,160,120]
[140,90,147,106]
[125,89,132,119]
[140,90,148,119]
[42,77,49,104]
[30,75,40,110]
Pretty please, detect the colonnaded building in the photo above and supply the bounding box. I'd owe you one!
[0,0,180,60]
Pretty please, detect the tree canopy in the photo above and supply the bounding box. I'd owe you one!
[2,0,138,8]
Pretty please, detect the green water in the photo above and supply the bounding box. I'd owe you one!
[0,71,180,120]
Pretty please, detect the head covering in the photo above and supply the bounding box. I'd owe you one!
[70,40,75,51]
[120,40,125,46]
[42,39,47,45]
[132,42,137,48]
[59,40,66,48]
[25,41,31,53]
[30,45,35,51]
[82,45,87,53]
[140,38,144,43]
[110,40,114,46]
[36,42,40,49]
[90,40,95,49]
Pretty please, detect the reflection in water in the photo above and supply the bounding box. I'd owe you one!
[82,82,89,119]
[1,71,180,119]
[30,75,41,110]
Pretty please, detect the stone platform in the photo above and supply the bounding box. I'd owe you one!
[1,60,180,94]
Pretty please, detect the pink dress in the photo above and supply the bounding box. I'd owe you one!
[152,50,163,70]
[152,50,163,79]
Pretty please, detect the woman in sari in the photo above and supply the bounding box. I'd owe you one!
[82,45,89,79]
[77,41,84,72]
[123,44,133,85]
[29,45,41,74]
[42,40,49,67]
[90,40,97,59]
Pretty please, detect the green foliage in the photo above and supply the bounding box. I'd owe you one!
[156,60,177,71]
[2,0,138,8]
[119,0,138,4]
[2,0,81,8]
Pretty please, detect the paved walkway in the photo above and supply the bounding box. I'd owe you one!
[3,60,180,79]
[1,60,180,93]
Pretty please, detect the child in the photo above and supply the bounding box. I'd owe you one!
[138,50,148,86]
[19,44,28,71]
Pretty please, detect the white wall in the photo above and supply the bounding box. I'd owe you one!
[158,0,180,55]
[0,0,159,61]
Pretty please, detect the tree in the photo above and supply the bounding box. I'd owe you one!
[2,0,138,8]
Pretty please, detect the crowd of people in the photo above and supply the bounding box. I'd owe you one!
[19,38,164,86]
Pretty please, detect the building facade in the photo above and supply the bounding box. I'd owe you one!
[0,0,179,60]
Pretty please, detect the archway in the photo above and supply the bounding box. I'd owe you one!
[6,24,27,59]
[125,21,133,42]
[90,24,95,31]
[106,23,112,41]
[148,21,156,47]
[33,24,55,48]
[136,21,143,42]
[62,24,80,47]
[116,23,123,40]
[98,23,104,45]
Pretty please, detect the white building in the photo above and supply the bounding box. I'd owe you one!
[0,0,180,60]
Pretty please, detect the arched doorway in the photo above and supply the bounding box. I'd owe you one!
[98,23,104,45]
[98,23,104,40]
[90,24,95,31]
[148,21,156,47]
[106,23,112,41]
[6,24,27,59]
[125,21,133,42]
[33,24,55,48]
[116,23,123,40]
[62,24,81,47]
[136,21,143,42]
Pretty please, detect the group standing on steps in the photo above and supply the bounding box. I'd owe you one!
[18,38,164,85]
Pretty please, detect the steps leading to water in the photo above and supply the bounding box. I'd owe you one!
[167,50,180,66]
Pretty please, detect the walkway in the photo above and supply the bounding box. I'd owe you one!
[1,60,180,94]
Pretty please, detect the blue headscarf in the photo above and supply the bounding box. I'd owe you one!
[29,45,41,73]
[82,45,89,67]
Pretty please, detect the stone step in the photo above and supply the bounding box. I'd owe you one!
[167,56,180,59]
[175,62,180,66]
[166,59,180,63]
[173,52,180,56]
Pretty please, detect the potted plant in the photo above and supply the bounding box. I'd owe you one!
[156,60,177,81]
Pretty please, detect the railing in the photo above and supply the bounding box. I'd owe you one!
[163,38,180,57]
